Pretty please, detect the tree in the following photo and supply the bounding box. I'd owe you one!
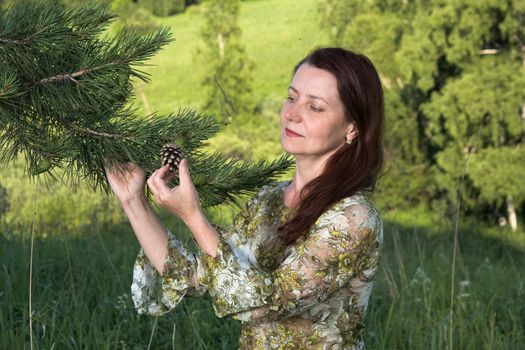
[199,0,254,123]
[424,58,525,231]
[0,0,291,208]
[318,0,436,212]
[319,0,525,230]
[140,0,186,16]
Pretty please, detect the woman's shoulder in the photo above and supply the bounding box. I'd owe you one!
[316,190,382,236]
[247,180,290,206]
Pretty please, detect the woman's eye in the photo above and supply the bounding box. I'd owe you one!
[286,96,295,101]
[310,105,323,112]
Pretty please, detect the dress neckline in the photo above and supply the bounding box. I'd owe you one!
[276,180,370,215]
[279,180,293,210]
[277,180,293,220]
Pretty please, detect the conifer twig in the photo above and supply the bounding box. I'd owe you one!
[65,122,134,140]
[0,28,46,45]
[30,63,125,86]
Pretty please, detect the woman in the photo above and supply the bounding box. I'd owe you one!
[105,47,384,349]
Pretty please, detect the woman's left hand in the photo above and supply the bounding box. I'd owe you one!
[146,159,202,222]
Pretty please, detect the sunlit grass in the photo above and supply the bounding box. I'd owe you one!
[2,216,523,349]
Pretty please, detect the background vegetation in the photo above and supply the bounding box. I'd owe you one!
[1,0,524,348]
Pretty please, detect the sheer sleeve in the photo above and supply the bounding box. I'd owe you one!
[200,200,383,323]
[130,184,274,316]
[131,229,209,315]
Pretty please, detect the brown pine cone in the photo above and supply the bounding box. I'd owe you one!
[160,143,184,172]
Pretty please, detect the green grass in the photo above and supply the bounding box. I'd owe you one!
[2,217,524,349]
[0,221,241,350]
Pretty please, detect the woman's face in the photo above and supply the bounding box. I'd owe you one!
[280,63,356,158]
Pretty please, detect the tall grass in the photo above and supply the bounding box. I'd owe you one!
[366,215,525,349]
[0,219,241,349]
[1,213,523,349]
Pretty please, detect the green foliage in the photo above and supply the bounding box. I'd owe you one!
[1,0,324,230]
[0,183,8,220]
[467,146,525,204]
[199,0,255,123]
[366,217,525,349]
[317,0,357,45]
[423,57,525,211]
[141,0,186,16]
[319,0,525,228]
[110,0,159,34]
[0,159,124,232]
[0,223,242,349]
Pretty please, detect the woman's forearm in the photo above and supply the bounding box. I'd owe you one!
[121,196,169,274]
[182,210,220,258]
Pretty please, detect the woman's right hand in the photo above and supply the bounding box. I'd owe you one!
[104,162,146,205]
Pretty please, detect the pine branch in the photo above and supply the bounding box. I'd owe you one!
[63,121,135,140]
[29,63,130,87]
[0,0,293,207]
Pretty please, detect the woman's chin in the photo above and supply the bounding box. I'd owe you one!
[280,141,296,155]
[280,146,304,157]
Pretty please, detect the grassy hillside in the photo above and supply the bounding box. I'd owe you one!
[135,0,329,114]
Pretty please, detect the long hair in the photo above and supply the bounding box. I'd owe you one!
[278,47,384,246]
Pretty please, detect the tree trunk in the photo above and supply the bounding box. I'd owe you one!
[507,195,518,232]
[217,33,225,59]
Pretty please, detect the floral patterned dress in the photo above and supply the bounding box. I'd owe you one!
[131,181,383,350]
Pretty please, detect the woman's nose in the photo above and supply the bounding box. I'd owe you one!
[284,103,301,122]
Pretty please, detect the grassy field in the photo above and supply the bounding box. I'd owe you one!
[1,0,525,349]
[1,214,524,349]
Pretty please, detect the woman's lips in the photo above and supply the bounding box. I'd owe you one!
[285,128,303,137]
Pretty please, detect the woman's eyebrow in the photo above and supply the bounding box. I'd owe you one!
[288,85,328,104]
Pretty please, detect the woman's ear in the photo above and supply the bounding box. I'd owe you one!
[345,122,358,142]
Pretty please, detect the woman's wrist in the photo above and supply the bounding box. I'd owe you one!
[181,209,219,257]
[120,194,149,211]
[180,207,205,226]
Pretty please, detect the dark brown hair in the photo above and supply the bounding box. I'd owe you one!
[278,47,384,246]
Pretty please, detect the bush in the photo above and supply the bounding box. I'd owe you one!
[0,159,124,234]
[141,0,186,16]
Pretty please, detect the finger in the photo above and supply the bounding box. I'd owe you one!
[178,159,193,186]
[158,164,177,182]
[105,162,128,179]
[104,161,120,175]
[151,167,173,187]
[148,169,172,199]
[147,170,159,194]
[124,162,141,173]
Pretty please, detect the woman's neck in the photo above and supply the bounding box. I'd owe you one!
[284,153,332,209]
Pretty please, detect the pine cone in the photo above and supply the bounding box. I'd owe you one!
[160,143,184,172]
